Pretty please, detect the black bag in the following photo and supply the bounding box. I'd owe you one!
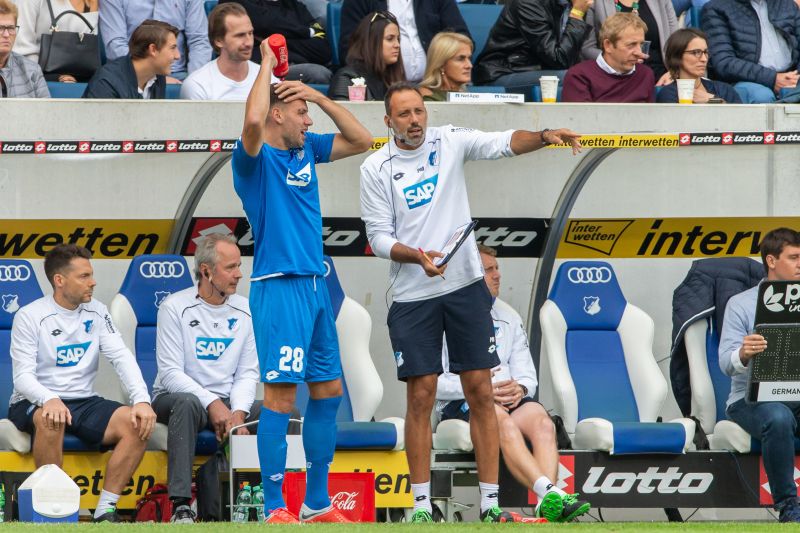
[195,450,228,521]
[38,0,100,81]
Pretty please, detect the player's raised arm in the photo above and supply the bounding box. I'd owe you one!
[242,41,278,157]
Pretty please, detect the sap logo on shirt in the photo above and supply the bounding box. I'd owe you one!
[196,337,234,360]
[287,162,312,187]
[403,175,438,209]
[56,341,92,367]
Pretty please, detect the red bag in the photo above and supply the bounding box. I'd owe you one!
[134,483,197,522]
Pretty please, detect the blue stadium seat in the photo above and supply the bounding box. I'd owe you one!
[108,255,217,454]
[468,85,505,93]
[327,1,343,66]
[294,256,404,450]
[166,83,182,99]
[457,3,503,61]
[47,82,87,98]
[307,83,329,94]
[0,260,42,452]
[540,261,695,454]
[205,0,218,16]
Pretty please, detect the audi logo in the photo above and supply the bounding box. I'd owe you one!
[0,265,31,282]
[139,261,185,279]
[567,266,612,284]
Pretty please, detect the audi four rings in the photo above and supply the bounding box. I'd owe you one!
[567,266,612,284]
[0,264,32,282]
[139,261,185,279]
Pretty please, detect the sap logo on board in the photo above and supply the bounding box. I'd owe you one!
[403,175,438,209]
[196,337,234,360]
[56,342,92,367]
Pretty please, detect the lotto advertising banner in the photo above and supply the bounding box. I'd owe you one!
[500,451,761,508]
[556,217,800,259]
[284,472,376,521]
[0,220,172,259]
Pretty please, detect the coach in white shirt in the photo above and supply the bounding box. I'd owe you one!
[359,81,581,523]
[151,233,259,523]
[9,244,156,523]
[181,2,276,101]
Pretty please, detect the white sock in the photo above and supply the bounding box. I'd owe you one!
[94,490,120,518]
[410,482,432,513]
[533,476,566,500]
[479,482,499,513]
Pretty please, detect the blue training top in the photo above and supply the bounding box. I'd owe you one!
[232,133,335,278]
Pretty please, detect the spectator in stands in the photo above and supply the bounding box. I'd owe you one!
[83,19,179,99]
[436,245,591,522]
[340,0,470,82]
[562,13,655,102]
[328,10,403,100]
[360,82,582,523]
[8,244,156,523]
[152,234,260,524]
[418,31,472,101]
[100,0,211,81]
[182,3,278,100]
[0,0,49,97]
[473,0,591,99]
[719,228,800,523]
[222,0,333,84]
[657,28,741,102]
[582,0,678,83]
[701,0,800,103]
[13,0,99,83]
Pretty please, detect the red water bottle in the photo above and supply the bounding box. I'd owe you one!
[267,34,289,79]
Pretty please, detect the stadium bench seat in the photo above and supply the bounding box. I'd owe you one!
[107,255,219,454]
[205,0,218,16]
[47,82,87,98]
[0,260,42,453]
[540,261,695,454]
[327,1,343,66]
[531,85,563,102]
[294,256,404,450]
[457,3,503,61]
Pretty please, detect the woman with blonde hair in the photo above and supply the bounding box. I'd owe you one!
[418,32,473,101]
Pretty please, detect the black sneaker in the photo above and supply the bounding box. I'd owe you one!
[92,508,120,523]
[480,505,515,523]
[557,493,591,522]
[171,504,196,524]
[779,499,800,523]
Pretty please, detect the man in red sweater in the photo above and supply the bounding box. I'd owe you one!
[562,13,655,102]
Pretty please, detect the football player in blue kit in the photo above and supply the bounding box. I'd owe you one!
[232,39,373,523]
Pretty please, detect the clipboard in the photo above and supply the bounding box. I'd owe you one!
[434,220,478,267]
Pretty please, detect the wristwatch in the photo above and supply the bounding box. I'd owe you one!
[520,384,528,397]
[541,128,552,146]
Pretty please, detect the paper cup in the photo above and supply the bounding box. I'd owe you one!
[539,76,559,103]
[677,78,695,104]
[348,85,366,101]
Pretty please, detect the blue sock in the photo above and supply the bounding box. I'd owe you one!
[257,406,291,512]
[302,396,341,510]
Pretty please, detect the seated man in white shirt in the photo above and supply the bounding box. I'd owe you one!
[181,2,276,100]
[151,233,260,523]
[8,244,156,523]
[436,245,590,523]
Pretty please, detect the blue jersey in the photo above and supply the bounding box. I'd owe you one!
[232,133,335,278]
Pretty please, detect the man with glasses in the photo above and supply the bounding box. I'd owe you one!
[0,0,48,98]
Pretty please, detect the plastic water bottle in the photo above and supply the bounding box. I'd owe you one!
[251,483,265,522]
[267,34,289,79]
[0,482,5,523]
[233,482,252,522]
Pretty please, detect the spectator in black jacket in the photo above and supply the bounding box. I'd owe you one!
[340,0,470,82]
[474,0,592,99]
[83,19,178,99]
[222,0,333,83]
[328,11,404,100]
[701,0,800,103]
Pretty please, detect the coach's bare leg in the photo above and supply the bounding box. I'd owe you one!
[31,408,65,467]
[405,374,438,483]
[263,383,298,414]
[101,407,147,494]
[511,402,559,482]
[461,369,499,483]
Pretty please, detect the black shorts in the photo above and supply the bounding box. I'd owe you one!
[387,280,499,381]
[8,396,124,448]
[440,397,537,422]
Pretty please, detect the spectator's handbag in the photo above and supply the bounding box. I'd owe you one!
[38,0,101,81]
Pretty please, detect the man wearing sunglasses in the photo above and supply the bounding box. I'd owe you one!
[339,0,471,82]
[0,0,48,98]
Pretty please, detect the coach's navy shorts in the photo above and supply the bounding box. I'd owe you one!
[8,396,123,448]
[387,279,499,381]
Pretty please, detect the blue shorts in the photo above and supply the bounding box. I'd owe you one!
[8,396,123,448]
[250,275,341,384]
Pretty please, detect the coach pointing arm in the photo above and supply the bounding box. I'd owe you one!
[510,128,583,155]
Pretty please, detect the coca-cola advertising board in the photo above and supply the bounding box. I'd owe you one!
[283,472,376,522]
